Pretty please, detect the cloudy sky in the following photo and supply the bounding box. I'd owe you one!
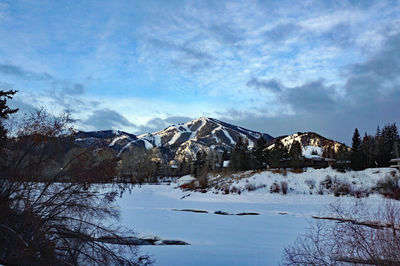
[0,0,399,144]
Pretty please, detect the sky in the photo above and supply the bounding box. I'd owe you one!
[0,0,399,144]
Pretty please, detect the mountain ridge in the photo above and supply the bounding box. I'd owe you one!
[74,117,348,163]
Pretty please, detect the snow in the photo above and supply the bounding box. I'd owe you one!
[108,135,130,146]
[117,181,399,265]
[138,133,162,147]
[302,145,323,157]
[222,128,235,145]
[143,139,154,150]
[209,167,397,195]
[168,131,182,145]
[177,175,196,186]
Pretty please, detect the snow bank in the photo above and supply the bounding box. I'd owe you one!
[207,167,398,196]
[177,175,196,186]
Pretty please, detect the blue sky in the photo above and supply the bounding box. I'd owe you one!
[0,0,399,144]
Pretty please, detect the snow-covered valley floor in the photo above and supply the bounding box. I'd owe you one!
[117,178,398,265]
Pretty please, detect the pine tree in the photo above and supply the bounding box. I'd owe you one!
[376,124,399,166]
[336,145,350,161]
[252,137,267,169]
[376,125,381,137]
[361,133,375,168]
[269,139,288,167]
[0,90,18,148]
[351,128,365,170]
[194,151,206,177]
[229,136,250,171]
[289,140,302,168]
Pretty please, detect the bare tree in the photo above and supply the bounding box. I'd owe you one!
[283,199,400,265]
[0,109,152,265]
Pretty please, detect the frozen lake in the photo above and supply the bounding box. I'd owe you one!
[117,184,388,265]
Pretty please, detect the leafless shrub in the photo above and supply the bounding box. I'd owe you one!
[0,109,151,265]
[197,175,208,189]
[376,172,400,200]
[283,200,400,265]
[230,186,240,194]
[319,175,333,190]
[305,179,316,190]
[245,183,256,191]
[281,181,288,195]
[319,175,353,197]
[331,181,351,197]
[270,182,280,193]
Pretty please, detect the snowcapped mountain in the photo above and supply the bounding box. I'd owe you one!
[72,119,352,169]
[118,117,273,161]
[141,117,271,148]
[267,132,348,158]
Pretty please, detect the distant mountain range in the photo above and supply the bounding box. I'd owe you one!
[74,117,347,163]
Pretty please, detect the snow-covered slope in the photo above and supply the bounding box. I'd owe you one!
[185,167,399,196]
[140,117,272,149]
[121,117,273,161]
[267,132,348,158]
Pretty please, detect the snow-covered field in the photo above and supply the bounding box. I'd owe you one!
[117,168,399,265]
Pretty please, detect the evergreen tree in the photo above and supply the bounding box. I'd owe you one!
[252,137,267,169]
[361,133,375,168]
[376,123,399,166]
[193,151,209,188]
[269,139,288,167]
[351,128,365,170]
[222,150,230,161]
[0,90,18,148]
[289,140,302,168]
[194,151,206,177]
[336,145,350,161]
[229,136,250,171]
[376,125,381,138]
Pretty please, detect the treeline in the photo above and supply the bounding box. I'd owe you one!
[119,124,400,184]
[350,124,399,170]
[228,136,349,171]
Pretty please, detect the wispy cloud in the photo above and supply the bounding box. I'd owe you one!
[0,64,53,81]
[0,0,399,142]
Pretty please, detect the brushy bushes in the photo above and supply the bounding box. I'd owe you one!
[305,179,316,190]
[245,183,256,191]
[281,181,288,194]
[375,171,400,200]
[318,175,370,197]
[319,175,351,197]
[230,186,240,194]
[332,181,351,197]
[270,182,280,193]
[270,181,289,194]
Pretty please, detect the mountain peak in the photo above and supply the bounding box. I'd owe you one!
[126,117,273,161]
[268,131,348,156]
[75,117,274,162]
